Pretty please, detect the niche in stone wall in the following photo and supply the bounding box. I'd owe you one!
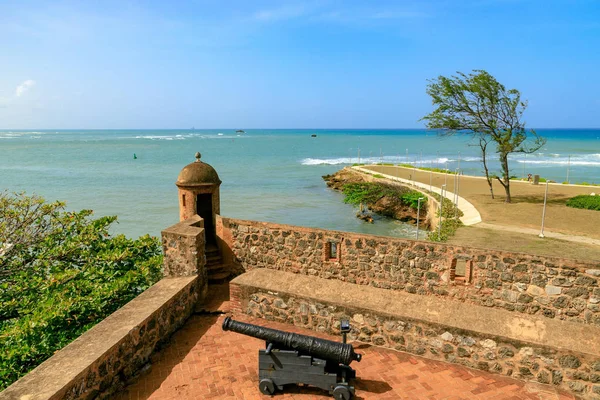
[450,258,472,284]
[324,240,340,261]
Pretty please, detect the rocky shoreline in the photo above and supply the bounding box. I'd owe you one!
[323,167,430,229]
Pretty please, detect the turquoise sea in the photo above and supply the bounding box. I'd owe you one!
[1,129,599,239]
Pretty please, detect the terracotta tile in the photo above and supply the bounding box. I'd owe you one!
[113,284,576,400]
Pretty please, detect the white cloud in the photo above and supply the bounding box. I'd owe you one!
[15,80,36,97]
[253,5,309,22]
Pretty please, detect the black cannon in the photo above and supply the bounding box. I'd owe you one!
[222,317,362,399]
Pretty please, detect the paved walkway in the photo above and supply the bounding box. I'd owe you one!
[354,166,482,226]
[356,165,600,246]
[115,285,574,400]
[476,222,600,246]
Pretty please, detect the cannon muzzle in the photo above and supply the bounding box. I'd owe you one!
[222,317,362,365]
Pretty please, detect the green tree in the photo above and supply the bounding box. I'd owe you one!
[0,192,163,389]
[421,70,546,203]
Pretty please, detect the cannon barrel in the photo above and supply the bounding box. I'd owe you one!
[222,317,362,365]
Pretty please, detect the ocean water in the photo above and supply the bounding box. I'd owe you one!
[1,129,598,239]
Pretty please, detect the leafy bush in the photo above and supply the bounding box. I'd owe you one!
[426,193,463,242]
[400,191,427,209]
[0,192,163,389]
[341,183,425,210]
[342,183,392,205]
[566,195,600,211]
[428,219,462,242]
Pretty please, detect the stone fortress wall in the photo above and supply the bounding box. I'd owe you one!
[218,216,600,397]
[218,216,600,326]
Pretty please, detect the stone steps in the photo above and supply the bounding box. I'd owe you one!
[205,246,231,284]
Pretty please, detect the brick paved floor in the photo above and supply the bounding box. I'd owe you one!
[115,285,574,400]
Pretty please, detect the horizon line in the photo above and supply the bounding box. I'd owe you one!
[1,127,600,131]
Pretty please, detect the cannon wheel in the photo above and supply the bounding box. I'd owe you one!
[259,379,276,395]
[333,385,352,400]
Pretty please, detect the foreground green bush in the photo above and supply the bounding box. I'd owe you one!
[566,195,600,211]
[0,192,163,389]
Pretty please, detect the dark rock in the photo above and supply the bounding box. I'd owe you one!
[552,370,563,385]
[575,275,597,286]
[442,344,454,354]
[559,355,581,369]
[519,367,533,377]
[553,296,570,309]
[477,362,489,371]
[457,347,470,358]
[537,370,550,384]
[564,287,589,298]
[498,347,514,358]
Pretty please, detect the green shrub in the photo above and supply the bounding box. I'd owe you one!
[428,219,462,242]
[566,195,600,211]
[341,183,424,210]
[400,191,427,210]
[372,174,385,178]
[0,192,163,389]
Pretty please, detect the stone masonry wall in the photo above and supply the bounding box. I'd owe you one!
[162,215,207,302]
[232,286,600,398]
[89,279,200,400]
[221,218,600,326]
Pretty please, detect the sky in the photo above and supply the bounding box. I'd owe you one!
[0,0,598,129]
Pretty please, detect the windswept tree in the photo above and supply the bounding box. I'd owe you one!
[421,70,546,203]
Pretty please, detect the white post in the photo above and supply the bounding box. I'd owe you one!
[539,181,549,238]
[523,153,526,179]
[444,162,448,186]
[429,169,433,192]
[438,184,446,238]
[458,151,461,170]
[456,170,461,219]
[566,154,571,184]
[358,147,360,164]
[416,197,424,240]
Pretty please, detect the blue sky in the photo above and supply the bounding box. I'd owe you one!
[0,0,598,129]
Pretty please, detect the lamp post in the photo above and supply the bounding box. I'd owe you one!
[416,197,424,240]
[438,184,446,238]
[539,181,549,238]
[444,161,449,186]
[455,170,461,220]
[566,154,571,184]
[429,169,433,192]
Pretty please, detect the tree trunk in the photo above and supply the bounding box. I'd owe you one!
[481,147,494,199]
[499,154,511,203]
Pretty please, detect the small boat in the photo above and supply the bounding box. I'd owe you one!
[236,129,246,134]
[311,134,317,137]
